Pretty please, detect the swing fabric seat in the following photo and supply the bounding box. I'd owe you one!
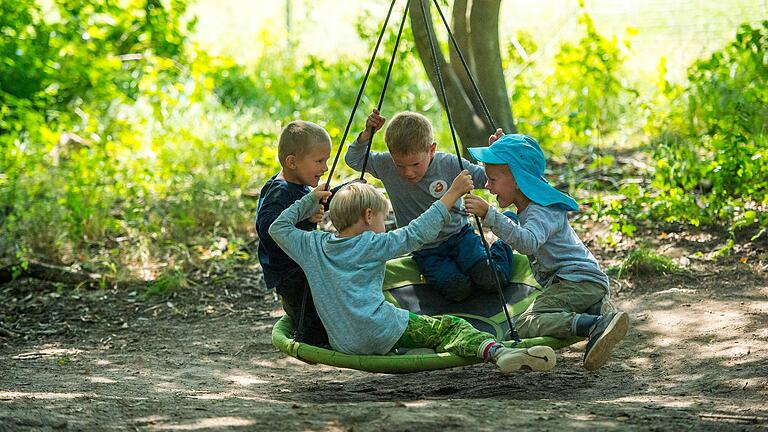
[271,253,583,374]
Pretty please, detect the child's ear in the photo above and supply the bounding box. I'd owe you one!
[363,208,374,224]
[285,154,297,170]
[429,142,437,156]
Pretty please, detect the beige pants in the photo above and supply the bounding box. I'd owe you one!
[516,278,610,339]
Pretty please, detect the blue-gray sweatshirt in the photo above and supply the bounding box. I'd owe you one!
[345,138,486,249]
[269,193,451,355]
[484,203,609,289]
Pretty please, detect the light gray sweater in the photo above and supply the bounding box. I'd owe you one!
[345,138,486,249]
[484,203,609,289]
[269,192,451,355]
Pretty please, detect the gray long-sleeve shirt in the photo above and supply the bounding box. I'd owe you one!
[484,203,609,289]
[269,192,451,355]
[345,138,486,249]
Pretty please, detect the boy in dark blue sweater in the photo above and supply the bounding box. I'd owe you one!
[256,120,333,345]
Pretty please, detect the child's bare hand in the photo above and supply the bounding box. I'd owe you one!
[488,128,504,145]
[464,194,490,218]
[448,169,474,196]
[312,186,332,204]
[307,208,324,224]
[440,170,473,209]
[359,109,385,142]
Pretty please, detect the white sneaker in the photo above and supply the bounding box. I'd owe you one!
[493,346,557,373]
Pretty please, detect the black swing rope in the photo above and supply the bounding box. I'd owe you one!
[294,0,405,341]
[296,0,520,344]
[360,0,411,178]
[430,0,496,131]
[416,0,519,343]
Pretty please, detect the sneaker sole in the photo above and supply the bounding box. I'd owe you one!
[584,311,629,371]
[497,346,557,373]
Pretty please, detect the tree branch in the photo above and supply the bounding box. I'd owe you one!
[0,261,103,285]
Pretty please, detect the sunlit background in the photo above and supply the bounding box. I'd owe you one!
[189,0,766,81]
[2,0,766,281]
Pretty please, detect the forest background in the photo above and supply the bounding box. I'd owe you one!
[1,0,766,292]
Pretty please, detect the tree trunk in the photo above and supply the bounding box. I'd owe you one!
[409,0,516,158]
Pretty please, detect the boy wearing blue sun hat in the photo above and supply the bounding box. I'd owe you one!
[463,133,629,371]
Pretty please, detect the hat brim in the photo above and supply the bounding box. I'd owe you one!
[468,146,506,165]
[511,166,580,212]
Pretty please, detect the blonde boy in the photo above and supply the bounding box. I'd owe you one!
[345,110,513,302]
[268,173,556,372]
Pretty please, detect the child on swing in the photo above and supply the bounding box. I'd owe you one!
[268,174,557,372]
[463,133,629,371]
[345,110,513,303]
[255,120,333,346]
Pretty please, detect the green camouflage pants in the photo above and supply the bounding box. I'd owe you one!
[516,278,609,339]
[393,313,495,359]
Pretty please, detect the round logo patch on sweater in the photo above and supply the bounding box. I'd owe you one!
[429,180,448,198]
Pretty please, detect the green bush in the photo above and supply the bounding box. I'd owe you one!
[633,21,768,229]
[0,0,266,279]
[511,2,639,154]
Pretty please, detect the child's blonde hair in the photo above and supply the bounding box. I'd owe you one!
[330,183,389,232]
[385,111,433,155]
[278,120,331,165]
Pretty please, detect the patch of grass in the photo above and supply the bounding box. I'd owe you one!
[610,247,681,279]
[712,239,734,261]
[142,271,190,300]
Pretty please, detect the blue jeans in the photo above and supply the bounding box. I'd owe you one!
[412,224,513,301]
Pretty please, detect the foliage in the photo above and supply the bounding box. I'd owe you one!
[0,0,264,280]
[2,0,765,287]
[510,1,639,154]
[613,21,768,230]
[142,270,190,299]
[609,247,681,279]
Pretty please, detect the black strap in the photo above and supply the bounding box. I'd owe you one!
[417,0,519,343]
[324,0,399,190]
[360,0,410,179]
[431,0,496,131]
[296,0,400,342]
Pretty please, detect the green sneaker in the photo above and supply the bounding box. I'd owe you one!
[583,311,629,371]
[493,346,556,373]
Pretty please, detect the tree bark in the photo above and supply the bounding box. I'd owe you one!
[468,0,516,134]
[409,0,516,157]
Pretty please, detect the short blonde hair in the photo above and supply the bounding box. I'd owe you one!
[385,111,433,155]
[278,120,331,165]
[330,183,389,232]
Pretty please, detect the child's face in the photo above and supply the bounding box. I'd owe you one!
[390,144,436,183]
[485,163,522,208]
[293,143,331,187]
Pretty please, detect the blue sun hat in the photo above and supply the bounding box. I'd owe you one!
[468,134,579,212]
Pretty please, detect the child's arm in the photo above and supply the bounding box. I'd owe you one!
[268,189,331,262]
[344,110,386,177]
[371,171,474,260]
[464,195,556,255]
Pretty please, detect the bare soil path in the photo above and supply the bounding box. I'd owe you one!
[1,230,767,431]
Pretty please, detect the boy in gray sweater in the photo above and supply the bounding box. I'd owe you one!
[345,110,513,302]
[464,134,629,371]
[269,172,556,373]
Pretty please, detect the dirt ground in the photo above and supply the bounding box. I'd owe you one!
[1,228,767,431]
